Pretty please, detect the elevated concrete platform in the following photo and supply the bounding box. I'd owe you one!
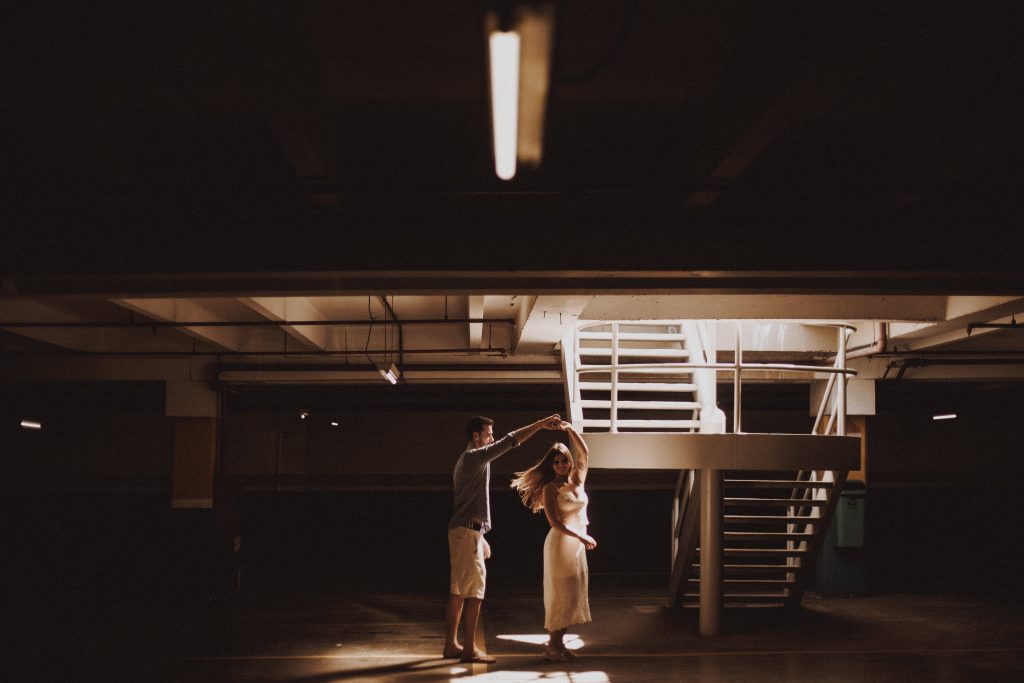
[586,433,861,471]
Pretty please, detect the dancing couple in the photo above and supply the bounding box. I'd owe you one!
[445,414,595,664]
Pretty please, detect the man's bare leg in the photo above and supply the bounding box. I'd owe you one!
[443,594,464,658]
[460,597,495,663]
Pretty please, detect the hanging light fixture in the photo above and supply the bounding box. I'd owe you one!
[379,362,401,385]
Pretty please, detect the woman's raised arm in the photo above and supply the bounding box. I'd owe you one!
[563,423,589,486]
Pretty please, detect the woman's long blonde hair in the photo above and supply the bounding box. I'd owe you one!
[510,442,574,512]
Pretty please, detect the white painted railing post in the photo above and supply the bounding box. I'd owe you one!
[610,323,619,433]
[564,327,583,429]
[837,327,848,437]
[733,321,742,434]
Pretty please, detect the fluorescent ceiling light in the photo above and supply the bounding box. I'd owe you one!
[485,5,555,180]
[488,30,520,180]
[20,419,42,430]
[932,413,957,420]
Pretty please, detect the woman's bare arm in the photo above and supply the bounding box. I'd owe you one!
[542,483,596,549]
[564,424,590,486]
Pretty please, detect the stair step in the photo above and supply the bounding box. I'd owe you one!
[578,332,687,342]
[725,479,835,488]
[724,515,820,524]
[689,578,796,587]
[577,366,697,375]
[720,548,810,557]
[684,592,789,601]
[580,399,701,410]
[579,348,691,358]
[694,563,801,574]
[582,419,701,429]
[681,601,789,609]
[724,531,815,540]
[725,497,827,507]
[578,381,697,392]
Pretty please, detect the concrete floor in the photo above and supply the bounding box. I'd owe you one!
[18,582,1024,682]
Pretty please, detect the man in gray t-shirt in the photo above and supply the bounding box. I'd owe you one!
[444,413,562,664]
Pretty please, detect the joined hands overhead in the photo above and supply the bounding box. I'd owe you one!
[543,415,564,429]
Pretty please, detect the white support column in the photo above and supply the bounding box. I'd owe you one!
[699,468,722,636]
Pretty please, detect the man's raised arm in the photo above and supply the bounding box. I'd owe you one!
[511,414,563,446]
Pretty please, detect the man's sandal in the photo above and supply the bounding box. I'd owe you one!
[461,653,497,664]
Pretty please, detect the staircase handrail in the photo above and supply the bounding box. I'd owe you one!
[562,327,584,428]
[572,321,857,435]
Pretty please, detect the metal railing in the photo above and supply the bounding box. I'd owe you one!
[571,320,857,436]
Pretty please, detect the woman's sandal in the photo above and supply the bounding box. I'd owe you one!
[543,645,567,662]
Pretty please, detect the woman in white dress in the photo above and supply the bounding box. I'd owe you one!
[511,422,596,661]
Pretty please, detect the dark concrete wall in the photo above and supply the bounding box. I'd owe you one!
[865,382,1024,598]
[4,379,1023,614]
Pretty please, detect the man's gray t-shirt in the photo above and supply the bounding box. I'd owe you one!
[448,432,518,534]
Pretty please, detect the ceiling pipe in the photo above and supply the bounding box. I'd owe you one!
[968,316,1020,335]
[208,360,557,384]
[833,322,887,361]
[0,347,510,358]
[0,317,515,329]
[882,355,1024,380]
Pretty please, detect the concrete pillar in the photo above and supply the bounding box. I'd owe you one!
[699,468,722,635]
[847,415,868,484]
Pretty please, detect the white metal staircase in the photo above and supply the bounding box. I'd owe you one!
[567,321,721,433]
[682,469,847,607]
[564,320,855,611]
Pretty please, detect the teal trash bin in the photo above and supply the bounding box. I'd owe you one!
[815,482,867,596]
[835,484,865,548]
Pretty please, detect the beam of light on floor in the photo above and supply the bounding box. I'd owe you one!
[497,633,584,650]
[450,672,610,682]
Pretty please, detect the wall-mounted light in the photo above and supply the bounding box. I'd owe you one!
[299,409,309,420]
[20,419,42,430]
[932,413,957,420]
[485,4,555,181]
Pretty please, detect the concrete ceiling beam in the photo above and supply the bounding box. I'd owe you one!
[515,295,593,354]
[113,298,279,352]
[240,297,329,350]
[888,297,1024,351]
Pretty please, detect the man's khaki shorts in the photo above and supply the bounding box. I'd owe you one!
[448,526,486,599]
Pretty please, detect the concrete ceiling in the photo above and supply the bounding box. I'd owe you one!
[2,2,1022,388]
